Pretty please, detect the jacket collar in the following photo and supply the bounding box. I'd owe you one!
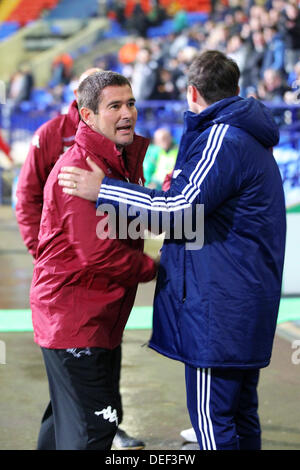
[183,96,241,132]
[183,96,279,148]
[67,99,81,129]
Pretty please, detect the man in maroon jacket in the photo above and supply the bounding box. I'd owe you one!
[17,70,155,450]
[15,68,98,258]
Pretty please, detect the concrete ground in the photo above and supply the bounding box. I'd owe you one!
[0,205,300,451]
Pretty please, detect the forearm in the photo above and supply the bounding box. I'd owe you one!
[97,176,192,237]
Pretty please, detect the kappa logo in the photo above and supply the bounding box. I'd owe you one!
[95,406,118,426]
[66,347,92,358]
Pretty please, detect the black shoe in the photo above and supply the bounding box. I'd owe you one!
[113,428,145,450]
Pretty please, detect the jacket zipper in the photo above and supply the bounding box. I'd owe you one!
[182,248,186,303]
[182,278,186,303]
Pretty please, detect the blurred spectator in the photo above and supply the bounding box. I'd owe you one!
[131,47,158,101]
[168,31,190,58]
[257,68,290,102]
[227,33,250,96]
[173,9,189,33]
[143,128,178,189]
[262,25,286,76]
[109,0,167,36]
[108,0,127,26]
[7,63,34,105]
[152,68,180,100]
[118,42,140,65]
[147,0,168,28]
[243,29,266,96]
[126,0,150,37]
[205,23,229,51]
[283,2,300,73]
[49,53,74,88]
[284,60,300,104]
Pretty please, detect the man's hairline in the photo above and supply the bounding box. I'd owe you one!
[78,83,134,115]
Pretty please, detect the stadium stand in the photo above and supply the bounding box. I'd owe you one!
[0,0,60,40]
[0,0,21,21]
[6,0,59,25]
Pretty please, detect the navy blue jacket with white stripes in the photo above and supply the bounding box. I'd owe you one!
[97,96,286,369]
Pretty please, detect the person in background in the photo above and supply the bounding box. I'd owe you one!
[57,51,286,450]
[257,68,290,102]
[7,63,34,106]
[15,67,146,450]
[130,47,158,101]
[143,127,178,189]
[261,24,286,77]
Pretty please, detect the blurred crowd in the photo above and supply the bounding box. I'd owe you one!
[6,0,300,107]
[4,0,300,187]
[115,0,300,104]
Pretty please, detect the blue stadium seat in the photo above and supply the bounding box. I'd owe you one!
[102,19,127,39]
[0,22,20,41]
[186,12,208,26]
[147,19,175,38]
[30,88,54,109]
[146,13,208,38]
[44,0,99,20]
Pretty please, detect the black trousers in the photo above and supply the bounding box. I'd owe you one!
[37,345,122,450]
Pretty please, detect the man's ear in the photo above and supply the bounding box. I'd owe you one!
[190,85,199,103]
[187,85,208,113]
[187,84,198,104]
[80,107,94,127]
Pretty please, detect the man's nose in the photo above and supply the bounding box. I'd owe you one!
[120,105,133,119]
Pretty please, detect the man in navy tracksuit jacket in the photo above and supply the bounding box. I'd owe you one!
[58,51,286,450]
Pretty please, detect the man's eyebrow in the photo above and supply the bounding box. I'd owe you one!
[107,98,136,106]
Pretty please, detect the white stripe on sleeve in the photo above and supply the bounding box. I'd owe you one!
[98,124,229,213]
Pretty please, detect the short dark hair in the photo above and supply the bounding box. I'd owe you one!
[77,70,132,113]
[187,50,240,105]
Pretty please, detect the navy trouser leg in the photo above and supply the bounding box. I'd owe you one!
[235,369,261,450]
[185,366,261,450]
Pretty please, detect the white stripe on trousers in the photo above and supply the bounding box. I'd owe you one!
[196,368,217,450]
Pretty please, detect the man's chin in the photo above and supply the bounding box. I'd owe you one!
[117,136,134,147]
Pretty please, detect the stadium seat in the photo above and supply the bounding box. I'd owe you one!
[44,0,99,20]
[0,22,20,41]
[30,88,54,110]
